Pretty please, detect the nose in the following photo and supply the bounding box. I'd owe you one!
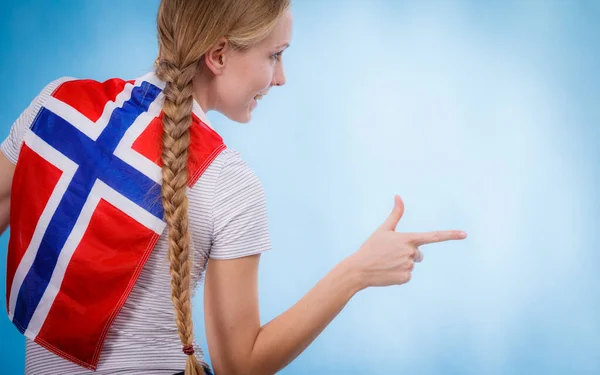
[271,61,286,87]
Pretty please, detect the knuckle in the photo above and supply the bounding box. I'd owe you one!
[395,270,412,284]
[402,233,416,244]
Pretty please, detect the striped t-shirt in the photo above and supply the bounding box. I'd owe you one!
[1,77,272,374]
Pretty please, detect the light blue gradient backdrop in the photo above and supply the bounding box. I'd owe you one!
[1,1,598,374]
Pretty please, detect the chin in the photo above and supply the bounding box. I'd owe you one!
[226,112,252,124]
[221,107,253,124]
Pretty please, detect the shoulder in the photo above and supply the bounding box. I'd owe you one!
[25,76,77,117]
[49,76,137,98]
[20,75,154,117]
[209,148,272,259]
[188,147,266,211]
[214,148,265,196]
[1,77,75,164]
[13,76,112,123]
[211,148,268,223]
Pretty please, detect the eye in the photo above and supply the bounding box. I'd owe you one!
[271,51,284,61]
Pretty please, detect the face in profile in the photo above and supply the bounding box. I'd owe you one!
[214,8,293,123]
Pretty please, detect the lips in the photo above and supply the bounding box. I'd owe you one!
[254,89,270,100]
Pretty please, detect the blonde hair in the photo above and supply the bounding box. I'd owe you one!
[154,0,290,374]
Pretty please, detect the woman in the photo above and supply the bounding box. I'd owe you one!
[0,0,467,374]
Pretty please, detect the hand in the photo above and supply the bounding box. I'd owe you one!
[348,195,467,289]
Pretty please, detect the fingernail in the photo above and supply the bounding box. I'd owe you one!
[459,232,467,238]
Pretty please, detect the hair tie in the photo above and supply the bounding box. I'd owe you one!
[182,345,195,355]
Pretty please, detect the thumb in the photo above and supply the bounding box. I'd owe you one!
[378,195,404,232]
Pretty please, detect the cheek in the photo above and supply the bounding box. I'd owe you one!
[221,60,273,108]
[248,62,274,94]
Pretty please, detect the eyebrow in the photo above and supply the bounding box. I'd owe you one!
[275,43,290,50]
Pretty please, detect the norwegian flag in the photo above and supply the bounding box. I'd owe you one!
[5,73,226,370]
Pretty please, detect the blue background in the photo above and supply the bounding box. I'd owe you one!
[1,0,599,374]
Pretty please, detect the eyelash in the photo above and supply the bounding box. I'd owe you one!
[271,51,283,61]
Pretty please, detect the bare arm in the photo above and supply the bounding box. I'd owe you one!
[250,256,361,374]
[204,254,363,375]
[0,152,15,236]
[204,194,466,375]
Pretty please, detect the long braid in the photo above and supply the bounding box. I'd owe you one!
[157,59,205,375]
[154,1,291,373]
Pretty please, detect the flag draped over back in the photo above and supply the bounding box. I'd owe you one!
[5,73,226,370]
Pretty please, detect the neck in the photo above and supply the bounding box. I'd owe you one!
[191,67,216,113]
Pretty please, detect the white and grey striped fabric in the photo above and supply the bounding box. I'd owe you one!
[1,78,272,374]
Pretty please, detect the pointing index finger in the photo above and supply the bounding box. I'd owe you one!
[407,230,467,246]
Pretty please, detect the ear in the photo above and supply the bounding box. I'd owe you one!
[204,37,230,75]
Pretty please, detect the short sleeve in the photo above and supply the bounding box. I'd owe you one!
[210,151,272,260]
[1,77,73,164]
